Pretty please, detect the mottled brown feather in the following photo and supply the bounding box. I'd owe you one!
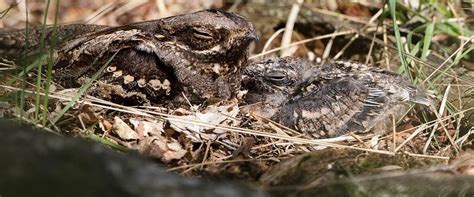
[1,10,258,106]
[242,57,429,138]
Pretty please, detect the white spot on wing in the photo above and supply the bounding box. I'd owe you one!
[137,78,146,87]
[135,43,157,54]
[154,34,165,39]
[106,66,117,72]
[209,45,221,52]
[212,63,221,74]
[123,75,135,84]
[113,70,123,77]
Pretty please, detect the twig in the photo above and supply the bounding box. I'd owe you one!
[262,28,285,54]
[250,27,379,59]
[280,0,303,57]
[394,124,427,153]
[423,84,452,153]
[423,37,473,83]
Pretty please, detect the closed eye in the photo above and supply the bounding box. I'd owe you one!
[264,72,290,85]
[193,28,213,40]
[266,75,286,81]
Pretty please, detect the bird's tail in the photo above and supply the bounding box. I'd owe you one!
[405,85,432,106]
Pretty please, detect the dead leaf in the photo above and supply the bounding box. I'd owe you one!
[139,136,187,163]
[168,104,240,142]
[113,116,139,141]
[129,118,164,138]
[78,105,99,125]
[102,118,113,131]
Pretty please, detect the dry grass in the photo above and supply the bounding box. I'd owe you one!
[0,0,472,179]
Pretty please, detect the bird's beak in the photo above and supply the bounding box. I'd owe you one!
[246,31,259,42]
[244,23,259,42]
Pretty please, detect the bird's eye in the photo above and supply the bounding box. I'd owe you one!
[265,72,288,84]
[267,75,285,81]
[193,28,213,40]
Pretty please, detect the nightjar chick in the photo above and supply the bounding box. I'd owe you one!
[0,10,258,106]
[242,57,430,138]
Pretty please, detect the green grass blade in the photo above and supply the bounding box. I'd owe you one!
[436,22,461,37]
[421,22,434,61]
[33,0,53,123]
[399,41,420,74]
[17,0,30,122]
[6,54,48,85]
[85,133,129,152]
[389,0,411,80]
[50,51,119,126]
[41,0,60,126]
[432,46,474,84]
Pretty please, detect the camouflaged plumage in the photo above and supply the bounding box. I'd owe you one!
[242,57,430,138]
[0,10,258,106]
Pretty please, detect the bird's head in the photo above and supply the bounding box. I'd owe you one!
[132,9,258,101]
[155,10,258,100]
[159,10,258,59]
[242,57,313,106]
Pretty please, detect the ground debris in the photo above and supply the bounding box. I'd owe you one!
[113,116,139,141]
[0,0,471,185]
[168,104,240,142]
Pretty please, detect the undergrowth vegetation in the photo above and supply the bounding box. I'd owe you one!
[0,0,472,179]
